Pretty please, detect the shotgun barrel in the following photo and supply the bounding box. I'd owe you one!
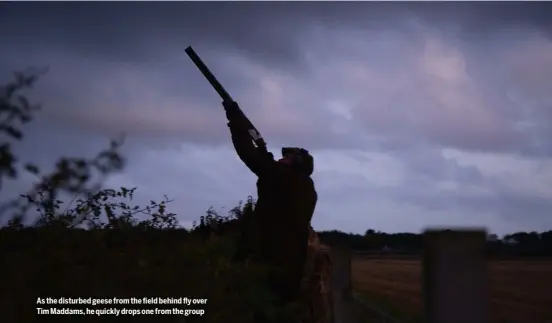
[185,46,233,102]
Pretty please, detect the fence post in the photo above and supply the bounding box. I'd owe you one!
[423,229,489,323]
[330,246,352,300]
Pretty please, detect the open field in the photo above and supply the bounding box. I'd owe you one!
[352,256,552,323]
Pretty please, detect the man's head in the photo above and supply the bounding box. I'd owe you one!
[279,147,314,176]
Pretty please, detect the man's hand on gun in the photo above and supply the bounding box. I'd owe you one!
[223,100,273,159]
[224,100,251,141]
[223,100,245,129]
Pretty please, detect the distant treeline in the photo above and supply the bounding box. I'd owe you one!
[317,229,552,257]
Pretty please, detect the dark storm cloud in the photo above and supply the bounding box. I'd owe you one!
[1,1,552,235]
[1,2,310,71]
[406,2,552,34]
[4,2,550,68]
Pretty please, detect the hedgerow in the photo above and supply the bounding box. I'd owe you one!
[0,70,299,323]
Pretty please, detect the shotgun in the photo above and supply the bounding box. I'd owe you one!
[185,46,268,153]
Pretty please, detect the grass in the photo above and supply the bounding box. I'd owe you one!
[351,256,552,323]
[353,291,424,323]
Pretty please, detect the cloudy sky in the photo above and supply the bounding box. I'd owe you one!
[1,2,551,235]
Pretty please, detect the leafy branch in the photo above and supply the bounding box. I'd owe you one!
[4,186,178,230]
[0,69,127,224]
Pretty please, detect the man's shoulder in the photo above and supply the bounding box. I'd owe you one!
[258,163,315,188]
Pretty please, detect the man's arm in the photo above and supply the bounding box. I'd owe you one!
[228,122,274,177]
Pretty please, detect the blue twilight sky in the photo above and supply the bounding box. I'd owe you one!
[1,2,551,235]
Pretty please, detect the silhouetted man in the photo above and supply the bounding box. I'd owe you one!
[224,100,318,310]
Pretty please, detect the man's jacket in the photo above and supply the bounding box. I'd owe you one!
[229,122,318,300]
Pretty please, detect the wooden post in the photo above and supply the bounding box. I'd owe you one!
[330,246,359,323]
[423,229,489,323]
[330,246,352,300]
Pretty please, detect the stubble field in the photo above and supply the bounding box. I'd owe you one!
[352,257,552,323]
